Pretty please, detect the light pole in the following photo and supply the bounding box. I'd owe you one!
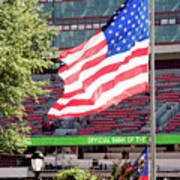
[31,151,44,180]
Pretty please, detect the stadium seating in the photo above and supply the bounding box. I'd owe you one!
[2,69,180,136]
[1,1,180,137]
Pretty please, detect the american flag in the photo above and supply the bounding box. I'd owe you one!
[48,0,149,119]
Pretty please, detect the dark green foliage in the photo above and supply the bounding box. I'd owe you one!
[0,122,30,154]
[54,168,98,180]
[111,163,120,180]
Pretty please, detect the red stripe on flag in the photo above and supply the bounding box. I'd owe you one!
[63,61,148,99]
[58,30,101,61]
[58,41,86,61]
[64,53,106,85]
[49,82,148,118]
[64,47,148,86]
[52,64,148,110]
[63,47,148,97]
[58,40,106,73]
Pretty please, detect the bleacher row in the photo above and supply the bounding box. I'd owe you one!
[1,70,180,136]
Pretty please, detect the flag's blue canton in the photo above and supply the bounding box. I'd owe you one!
[103,0,149,58]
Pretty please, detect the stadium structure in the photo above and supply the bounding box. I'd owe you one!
[1,0,180,179]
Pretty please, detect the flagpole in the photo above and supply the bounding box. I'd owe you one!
[149,0,156,179]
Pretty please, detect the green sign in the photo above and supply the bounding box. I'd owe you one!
[29,135,148,146]
[28,134,180,146]
[156,134,180,144]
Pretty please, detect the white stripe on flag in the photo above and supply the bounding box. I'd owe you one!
[63,40,149,94]
[48,73,148,116]
[59,55,148,102]
[60,46,107,80]
[60,39,148,80]
[60,31,105,65]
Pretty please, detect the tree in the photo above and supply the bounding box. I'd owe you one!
[0,0,58,154]
[54,168,98,180]
[0,122,30,154]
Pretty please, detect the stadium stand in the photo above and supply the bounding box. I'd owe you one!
[1,1,180,179]
[1,69,180,137]
[29,70,180,136]
[0,0,180,138]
